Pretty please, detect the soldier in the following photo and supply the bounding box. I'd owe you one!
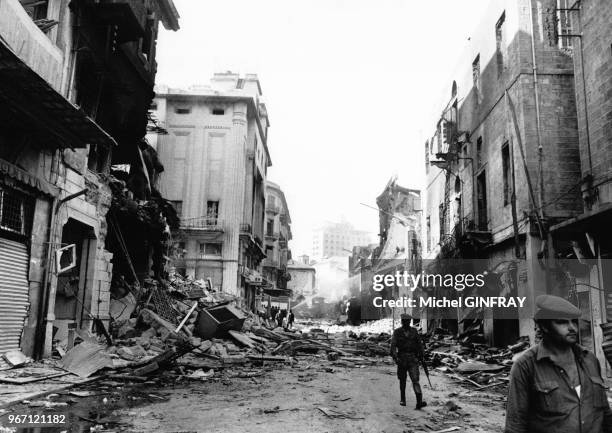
[505,294,612,433]
[390,313,427,409]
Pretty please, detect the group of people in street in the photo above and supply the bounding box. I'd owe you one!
[391,295,612,432]
[264,306,295,329]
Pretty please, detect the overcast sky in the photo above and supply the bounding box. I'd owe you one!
[155,0,489,256]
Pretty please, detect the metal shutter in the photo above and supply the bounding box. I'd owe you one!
[0,238,29,369]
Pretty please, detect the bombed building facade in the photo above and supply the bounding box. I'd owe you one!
[0,0,179,363]
[423,0,610,371]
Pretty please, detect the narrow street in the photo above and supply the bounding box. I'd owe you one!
[2,356,505,433]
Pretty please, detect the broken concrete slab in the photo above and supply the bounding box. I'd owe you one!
[60,343,113,378]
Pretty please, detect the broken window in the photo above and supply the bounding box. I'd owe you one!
[496,12,506,77]
[0,187,33,236]
[502,143,511,206]
[18,0,57,33]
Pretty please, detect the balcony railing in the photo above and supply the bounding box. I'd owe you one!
[180,217,223,231]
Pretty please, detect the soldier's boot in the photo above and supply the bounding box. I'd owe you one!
[399,379,406,406]
[415,393,427,410]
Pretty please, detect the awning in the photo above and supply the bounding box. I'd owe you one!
[0,158,59,197]
[0,40,117,150]
[263,287,292,297]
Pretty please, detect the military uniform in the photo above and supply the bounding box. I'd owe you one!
[390,314,426,408]
[505,295,612,433]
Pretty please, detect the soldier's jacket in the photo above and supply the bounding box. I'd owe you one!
[505,343,612,433]
[390,326,424,365]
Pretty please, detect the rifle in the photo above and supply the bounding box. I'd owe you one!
[420,356,433,389]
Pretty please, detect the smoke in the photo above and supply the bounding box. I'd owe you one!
[312,256,352,302]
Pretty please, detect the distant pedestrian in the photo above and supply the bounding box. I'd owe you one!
[505,295,612,433]
[287,310,295,329]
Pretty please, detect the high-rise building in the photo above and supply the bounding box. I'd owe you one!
[311,220,373,259]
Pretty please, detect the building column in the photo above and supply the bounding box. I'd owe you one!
[221,102,247,296]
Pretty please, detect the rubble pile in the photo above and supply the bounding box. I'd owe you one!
[425,330,530,390]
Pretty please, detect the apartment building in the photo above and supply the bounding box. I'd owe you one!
[152,73,271,309]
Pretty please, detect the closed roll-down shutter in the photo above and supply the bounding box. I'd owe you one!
[0,238,29,368]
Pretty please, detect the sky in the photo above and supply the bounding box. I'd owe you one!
[155,0,489,257]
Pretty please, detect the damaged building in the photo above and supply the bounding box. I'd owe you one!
[261,181,293,309]
[0,0,179,364]
[423,0,610,371]
[356,179,422,322]
[151,73,273,310]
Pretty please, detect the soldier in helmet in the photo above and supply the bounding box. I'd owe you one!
[390,313,427,409]
[505,294,612,433]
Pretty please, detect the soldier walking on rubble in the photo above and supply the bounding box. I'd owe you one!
[505,295,612,433]
[390,313,427,409]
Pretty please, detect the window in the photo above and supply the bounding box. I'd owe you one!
[426,217,431,252]
[425,141,430,173]
[439,203,445,239]
[496,12,506,77]
[476,137,483,167]
[206,201,219,224]
[0,188,32,236]
[266,219,274,236]
[477,172,488,231]
[502,143,511,206]
[150,103,158,111]
[556,0,573,49]
[472,54,481,99]
[200,242,222,256]
[19,0,49,21]
[171,200,183,217]
[212,108,225,115]
[175,107,191,114]
[87,143,111,173]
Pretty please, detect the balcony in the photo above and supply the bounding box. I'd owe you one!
[265,204,280,214]
[0,0,63,90]
[180,217,223,232]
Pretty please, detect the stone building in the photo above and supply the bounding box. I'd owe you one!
[287,256,316,303]
[0,0,179,362]
[152,73,271,307]
[547,0,612,371]
[423,0,589,351]
[262,181,292,301]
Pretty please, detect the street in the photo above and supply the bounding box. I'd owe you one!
[2,355,506,433]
